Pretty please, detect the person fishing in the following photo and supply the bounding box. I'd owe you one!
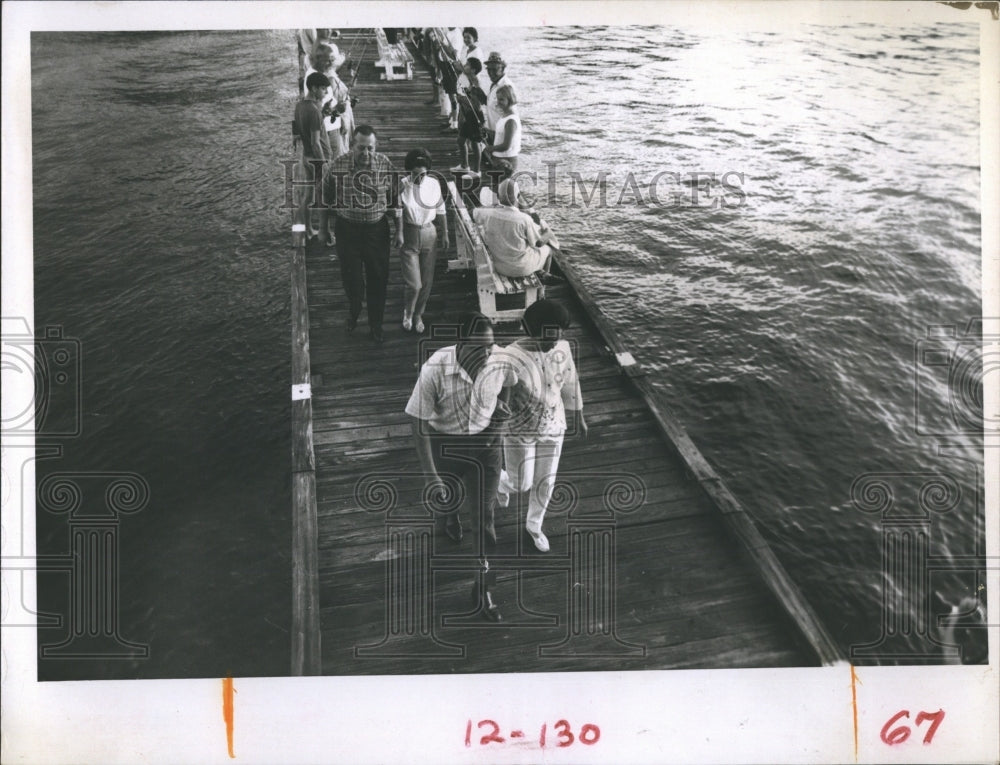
[451,56,488,178]
[483,52,517,143]
[291,71,333,240]
[473,179,556,278]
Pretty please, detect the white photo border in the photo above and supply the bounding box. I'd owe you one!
[2,2,998,763]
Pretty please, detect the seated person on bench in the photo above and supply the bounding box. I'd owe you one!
[472,179,555,278]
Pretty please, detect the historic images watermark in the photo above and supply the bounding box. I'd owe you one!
[279,160,747,213]
[2,317,82,439]
[913,320,1000,437]
[350,467,648,660]
[849,319,997,664]
[1,317,149,660]
[348,324,646,660]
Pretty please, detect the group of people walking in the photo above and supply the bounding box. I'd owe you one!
[292,29,586,621]
[293,27,552,343]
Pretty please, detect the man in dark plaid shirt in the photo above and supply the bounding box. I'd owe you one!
[320,125,403,343]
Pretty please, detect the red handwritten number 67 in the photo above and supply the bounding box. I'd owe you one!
[880,709,945,746]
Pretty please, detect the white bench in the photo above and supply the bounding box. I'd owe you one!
[374,28,414,81]
[446,181,543,323]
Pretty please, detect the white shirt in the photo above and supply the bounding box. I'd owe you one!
[472,204,545,277]
[486,74,517,131]
[400,175,445,227]
[493,113,521,158]
[457,72,490,98]
[298,30,317,58]
[460,44,484,65]
[303,65,342,132]
[446,28,464,54]
[405,345,500,435]
[469,339,581,436]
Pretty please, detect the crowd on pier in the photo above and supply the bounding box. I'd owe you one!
[292,27,560,342]
[291,28,586,621]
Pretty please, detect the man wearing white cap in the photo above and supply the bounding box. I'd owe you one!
[473,179,555,278]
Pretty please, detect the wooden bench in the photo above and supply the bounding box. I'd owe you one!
[374,28,413,81]
[446,181,543,323]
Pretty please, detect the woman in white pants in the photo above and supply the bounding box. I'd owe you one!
[469,299,588,552]
[398,148,449,333]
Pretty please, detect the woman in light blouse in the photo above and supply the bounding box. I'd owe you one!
[483,84,520,173]
[469,299,587,553]
[398,148,450,334]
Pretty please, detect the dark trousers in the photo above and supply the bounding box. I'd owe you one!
[334,215,390,330]
[429,429,501,564]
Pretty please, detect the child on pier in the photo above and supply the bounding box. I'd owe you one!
[451,57,488,178]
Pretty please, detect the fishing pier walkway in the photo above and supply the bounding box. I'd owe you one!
[290,30,843,675]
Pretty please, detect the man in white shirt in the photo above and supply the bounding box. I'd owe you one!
[473,180,555,277]
[484,51,517,138]
[405,312,508,620]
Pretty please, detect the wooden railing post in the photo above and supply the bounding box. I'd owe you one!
[290,225,321,675]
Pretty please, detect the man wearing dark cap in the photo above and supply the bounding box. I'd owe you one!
[484,52,517,142]
[405,312,508,620]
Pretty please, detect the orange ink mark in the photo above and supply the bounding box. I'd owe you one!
[850,665,860,762]
[222,676,236,758]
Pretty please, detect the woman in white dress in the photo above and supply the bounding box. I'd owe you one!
[469,300,588,552]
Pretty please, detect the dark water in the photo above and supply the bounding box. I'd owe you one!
[32,31,297,679]
[31,25,984,679]
[494,24,985,660]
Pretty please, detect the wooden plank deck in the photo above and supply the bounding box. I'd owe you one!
[294,30,841,674]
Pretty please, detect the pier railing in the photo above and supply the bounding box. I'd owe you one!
[289,27,844,670]
[549,245,845,667]
[290,223,321,675]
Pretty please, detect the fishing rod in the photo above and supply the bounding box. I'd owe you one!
[342,28,363,68]
[348,29,371,90]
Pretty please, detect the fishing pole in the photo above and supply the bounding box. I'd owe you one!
[342,28,363,67]
[349,30,371,89]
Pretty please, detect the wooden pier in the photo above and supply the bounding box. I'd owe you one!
[290,30,843,675]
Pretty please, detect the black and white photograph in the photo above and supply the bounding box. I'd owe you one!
[2,2,998,763]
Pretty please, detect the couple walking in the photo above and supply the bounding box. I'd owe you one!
[405,301,587,620]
